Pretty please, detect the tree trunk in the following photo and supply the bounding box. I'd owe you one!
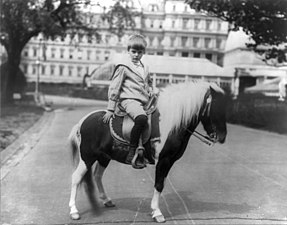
[1,44,23,106]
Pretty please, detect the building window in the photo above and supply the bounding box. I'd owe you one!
[194,19,200,30]
[23,64,28,73]
[32,65,37,74]
[182,52,189,57]
[23,50,29,57]
[150,4,158,12]
[51,48,56,58]
[216,39,222,49]
[96,50,101,60]
[156,52,163,55]
[41,65,45,75]
[105,35,111,44]
[193,37,199,48]
[68,67,73,76]
[204,38,211,48]
[206,19,212,30]
[173,5,176,11]
[60,49,64,58]
[170,37,176,47]
[77,66,82,77]
[194,52,200,58]
[105,50,110,61]
[183,18,189,29]
[78,49,82,59]
[150,20,154,28]
[181,36,188,47]
[169,52,176,57]
[78,34,83,43]
[69,49,74,59]
[149,36,154,47]
[50,65,55,75]
[33,48,37,57]
[205,53,212,60]
[217,21,222,31]
[87,50,91,60]
[59,65,64,76]
[172,20,175,28]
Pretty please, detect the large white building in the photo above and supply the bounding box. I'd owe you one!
[18,0,229,87]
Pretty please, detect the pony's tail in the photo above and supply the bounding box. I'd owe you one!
[68,124,80,167]
[68,123,99,209]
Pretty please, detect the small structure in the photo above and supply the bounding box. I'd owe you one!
[223,28,287,99]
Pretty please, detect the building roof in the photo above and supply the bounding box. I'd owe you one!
[90,53,226,81]
[140,54,224,77]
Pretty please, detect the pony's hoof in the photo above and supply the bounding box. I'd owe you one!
[104,200,116,207]
[70,212,80,220]
[153,215,166,223]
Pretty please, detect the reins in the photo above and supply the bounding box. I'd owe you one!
[184,128,215,146]
[184,92,215,146]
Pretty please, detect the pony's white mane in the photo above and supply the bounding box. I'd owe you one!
[157,81,214,146]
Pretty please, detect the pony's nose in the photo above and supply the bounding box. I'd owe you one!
[217,132,226,144]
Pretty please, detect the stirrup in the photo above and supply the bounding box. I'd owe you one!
[131,146,146,169]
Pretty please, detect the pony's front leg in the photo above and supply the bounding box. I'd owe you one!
[94,161,115,207]
[69,159,87,220]
[151,189,166,223]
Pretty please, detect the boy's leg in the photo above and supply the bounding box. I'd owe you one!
[121,100,147,167]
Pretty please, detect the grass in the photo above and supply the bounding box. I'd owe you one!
[0,104,44,151]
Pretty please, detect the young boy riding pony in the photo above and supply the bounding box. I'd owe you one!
[103,34,156,169]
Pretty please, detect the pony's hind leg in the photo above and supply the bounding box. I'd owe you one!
[69,158,87,220]
[94,161,115,207]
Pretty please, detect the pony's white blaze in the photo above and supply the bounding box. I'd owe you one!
[155,82,211,156]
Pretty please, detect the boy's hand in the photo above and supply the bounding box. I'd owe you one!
[103,111,114,123]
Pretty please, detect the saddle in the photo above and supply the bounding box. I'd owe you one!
[109,94,160,146]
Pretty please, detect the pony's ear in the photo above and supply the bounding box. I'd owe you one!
[209,83,224,97]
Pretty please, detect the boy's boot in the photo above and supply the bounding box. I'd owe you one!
[126,146,137,164]
[126,146,145,169]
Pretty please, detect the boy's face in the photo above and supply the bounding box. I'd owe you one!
[128,48,144,63]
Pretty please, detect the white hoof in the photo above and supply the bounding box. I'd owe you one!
[152,210,166,223]
[153,214,166,223]
[70,212,80,220]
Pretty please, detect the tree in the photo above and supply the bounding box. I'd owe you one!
[186,0,287,65]
[0,0,136,106]
[101,0,139,40]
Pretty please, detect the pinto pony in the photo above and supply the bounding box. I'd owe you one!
[68,81,227,222]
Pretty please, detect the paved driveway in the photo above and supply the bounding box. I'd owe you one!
[1,98,287,224]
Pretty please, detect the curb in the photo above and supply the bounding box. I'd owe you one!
[1,111,55,180]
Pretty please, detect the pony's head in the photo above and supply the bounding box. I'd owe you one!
[200,83,227,144]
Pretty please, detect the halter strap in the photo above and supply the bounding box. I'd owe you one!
[201,93,212,117]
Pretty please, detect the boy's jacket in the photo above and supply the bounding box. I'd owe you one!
[107,55,153,111]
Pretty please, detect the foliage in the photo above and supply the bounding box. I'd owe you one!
[101,0,140,38]
[186,0,287,65]
[0,0,136,105]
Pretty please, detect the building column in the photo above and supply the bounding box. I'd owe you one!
[153,73,157,88]
[169,74,173,83]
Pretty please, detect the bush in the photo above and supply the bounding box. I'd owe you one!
[227,94,287,134]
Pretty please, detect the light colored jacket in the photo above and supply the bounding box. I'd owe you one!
[107,57,152,111]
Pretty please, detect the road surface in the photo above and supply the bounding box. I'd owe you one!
[1,98,287,224]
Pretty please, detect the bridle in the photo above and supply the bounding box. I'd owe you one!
[184,92,217,146]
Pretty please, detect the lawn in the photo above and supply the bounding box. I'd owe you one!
[0,104,44,151]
